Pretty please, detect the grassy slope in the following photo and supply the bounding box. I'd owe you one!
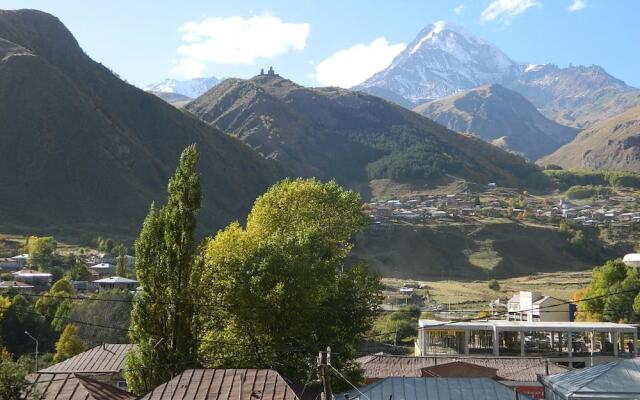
[349,220,615,280]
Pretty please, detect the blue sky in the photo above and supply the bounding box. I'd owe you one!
[3,0,639,88]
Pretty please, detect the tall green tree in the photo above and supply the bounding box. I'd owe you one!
[125,145,201,394]
[0,348,30,400]
[53,324,87,363]
[581,259,640,322]
[68,289,132,346]
[115,245,128,277]
[197,178,381,384]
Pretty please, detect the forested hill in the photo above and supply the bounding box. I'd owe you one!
[0,9,280,239]
[187,74,548,189]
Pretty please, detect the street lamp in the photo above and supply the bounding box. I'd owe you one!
[24,331,38,371]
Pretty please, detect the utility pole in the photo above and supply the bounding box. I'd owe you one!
[24,331,38,371]
[317,346,333,400]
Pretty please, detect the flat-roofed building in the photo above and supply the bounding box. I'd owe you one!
[416,320,638,364]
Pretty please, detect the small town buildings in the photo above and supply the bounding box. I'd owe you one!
[0,257,20,271]
[93,276,138,291]
[356,353,566,399]
[12,268,52,285]
[507,291,571,322]
[140,369,307,400]
[416,320,638,362]
[0,280,35,292]
[335,377,531,400]
[89,262,116,277]
[539,358,640,399]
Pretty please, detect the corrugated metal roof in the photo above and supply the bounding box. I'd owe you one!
[540,358,640,398]
[335,377,531,400]
[140,369,304,400]
[39,344,135,374]
[419,319,637,332]
[26,373,137,400]
[357,354,566,383]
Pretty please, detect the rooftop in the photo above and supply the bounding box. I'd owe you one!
[40,344,135,374]
[26,373,136,400]
[93,276,138,284]
[12,268,52,277]
[140,369,305,400]
[539,358,640,398]
[419,319,638,332]
[356,354,566,383]
[335,377,528,400]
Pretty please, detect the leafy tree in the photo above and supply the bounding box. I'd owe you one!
[26,236,57,270]
[94,237,115,254]
[0,348,30,400]
[68,289,132,346]
[581,259,640,322]
[373,305,421,344]
[0,295,49,357]
[115,245,128,277]
[34,279,74,323]
[64,256,91,281]
[125,145,201,394]
[488,279,500,291]
[53,324,87,362]
[197,178,381,384]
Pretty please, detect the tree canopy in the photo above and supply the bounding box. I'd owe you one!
[125,144,201,395]
[197,178,381,383]
[26,236,57,271]
[53,324,87,363]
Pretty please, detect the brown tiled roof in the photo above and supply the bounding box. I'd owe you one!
[356,354,567,383]
[141,369,304,400]
[26,373,136,400]
[421,361,498,378]
[40,344,135,374]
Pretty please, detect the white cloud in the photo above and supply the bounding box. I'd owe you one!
[453,4,466,15]
[313,38,406,88]
[480,0,540,23]
[568,0,587,11]
[172,15,310,78]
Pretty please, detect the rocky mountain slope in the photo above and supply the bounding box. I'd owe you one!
[0,9,279,238]
[505,64,640,129]
[539,106,640,171]
[356,21,640,130]
[354,21,520,105]
[414,84,579,159]
[148,91,193,108]
[186,74,547,189]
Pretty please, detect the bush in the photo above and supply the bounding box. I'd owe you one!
[544,169,640,190]
[488,279,500,291]
[565,185,611,200]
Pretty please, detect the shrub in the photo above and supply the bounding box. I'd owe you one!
[488,279,500,291]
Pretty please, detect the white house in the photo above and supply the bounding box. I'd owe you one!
[11,254,29,267]
[623,253,640,267]
[89,263,116,278]
[507,291,570,322]
[12,268,52,285]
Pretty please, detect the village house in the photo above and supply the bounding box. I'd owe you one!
[507,291,572,322]
[356,353,566,399]
[37,343,135,390]
[93,276,138,291]
[0,257,20,272]
[140,368,309,400]
[12,268,52,286]
[89,262,116,278]
[0,280,34,293]
[11,253,29,267]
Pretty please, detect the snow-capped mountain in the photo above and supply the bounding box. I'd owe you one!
[145,76,220,99]
[355,21,520,105]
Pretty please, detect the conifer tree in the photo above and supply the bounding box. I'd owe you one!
[125,145,201,394]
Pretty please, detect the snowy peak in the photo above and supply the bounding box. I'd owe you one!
[145,76,219,99]
[356,21,519,104]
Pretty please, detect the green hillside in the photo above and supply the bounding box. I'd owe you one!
[0,10,280,239]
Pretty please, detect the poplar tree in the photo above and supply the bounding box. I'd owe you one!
[125,145,201,394]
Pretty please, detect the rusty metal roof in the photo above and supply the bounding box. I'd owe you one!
[26,373,136,400]
[39,344,135,374]
[356,354,567,383]
[140,369,305,400]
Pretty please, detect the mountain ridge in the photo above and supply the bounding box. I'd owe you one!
[414,84,579,159]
